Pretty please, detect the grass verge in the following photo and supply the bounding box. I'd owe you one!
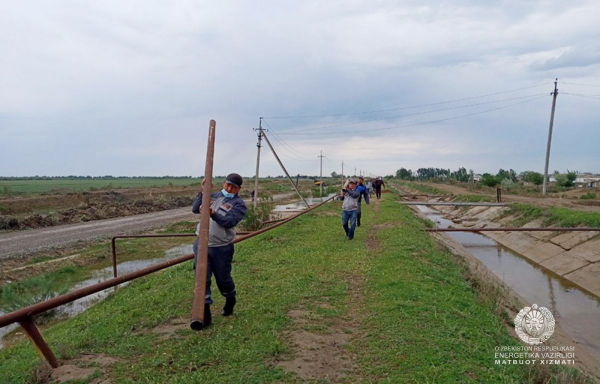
[505,203,600,227]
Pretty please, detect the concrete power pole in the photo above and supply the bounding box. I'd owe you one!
[318,150,324,197]
[341,161,344,187]
[354,167,357,177]
[253,118,263,209]
[542,79,559,196]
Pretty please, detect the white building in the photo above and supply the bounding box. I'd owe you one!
[575,174,600,188]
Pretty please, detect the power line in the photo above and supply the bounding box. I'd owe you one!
[561,92,600,100]
[264,123,317,158]
[560,80,600,88]
[267,133,315,162]
[267,93,547,134]
[280,94,549,136]
[262,82,552,119]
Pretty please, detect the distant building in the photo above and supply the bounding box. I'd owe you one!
[575,174,600,188]
[472,174,482,182]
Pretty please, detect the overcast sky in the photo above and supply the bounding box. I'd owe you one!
[1,0,599,178]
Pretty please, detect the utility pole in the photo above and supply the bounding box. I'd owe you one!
[253,118,263,209]
[542,79,559,195]
[354,167,357,177]
[341,161,345,187]
[262,131,310,208]
[318,150,324,197]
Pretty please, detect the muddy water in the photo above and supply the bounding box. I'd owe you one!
[0,244,193,349]
[419,205,600,361]
[273,194,336,212]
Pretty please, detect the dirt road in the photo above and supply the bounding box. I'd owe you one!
[0,193,295,261]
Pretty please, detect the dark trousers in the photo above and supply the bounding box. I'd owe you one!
[357,209,362,226]
[342,210,358,240]
[375,187,382,199]
[194,240,236,305]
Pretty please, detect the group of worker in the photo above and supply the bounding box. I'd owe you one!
[340,176,385,240]
[189,173,385,328]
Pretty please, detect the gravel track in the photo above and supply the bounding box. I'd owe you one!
[0,193,296,261]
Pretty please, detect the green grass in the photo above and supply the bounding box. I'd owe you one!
[453,194,496,203]
[580,192,597,200]
[506,203,600,227]
[397,181,449,196]
[0,195,591,383]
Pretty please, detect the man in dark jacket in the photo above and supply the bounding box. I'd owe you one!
[373,177,385,199]
[192,173,247,327]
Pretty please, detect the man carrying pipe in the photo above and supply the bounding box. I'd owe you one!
[356,176,370,227]
[192,173,247,327]
[340,179,361,240]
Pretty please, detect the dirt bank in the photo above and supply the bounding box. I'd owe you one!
[0,188,201,231]
[419,182,600,213]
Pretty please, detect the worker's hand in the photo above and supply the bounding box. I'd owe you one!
[198,205,215,215]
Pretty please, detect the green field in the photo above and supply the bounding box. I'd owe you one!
[0,178,207,196]
[0,178,320,197]
[0,193,590,383]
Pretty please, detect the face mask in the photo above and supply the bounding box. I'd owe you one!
[221,189,235,198]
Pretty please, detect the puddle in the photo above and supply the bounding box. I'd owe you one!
[418,204,600,361]
[273,194,336,212]
[0,244,193,349]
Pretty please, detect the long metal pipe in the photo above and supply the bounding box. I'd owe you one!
[425,227,600,232]
[191,120,216,330]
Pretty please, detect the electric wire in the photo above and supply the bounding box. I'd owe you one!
[266,132,315,162]
[267,93,547,134]
[562,93,600,100]
[263,121,317,158]
[280,94,549,136]
[262,82,552,119]
[560,80,600,88]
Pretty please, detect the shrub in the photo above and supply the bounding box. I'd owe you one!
[580,192,597,200]
[0,270,73,316]
[238,202,273,231]
[481,174,500,187]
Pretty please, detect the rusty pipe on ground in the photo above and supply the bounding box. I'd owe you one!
[191,120,216,331]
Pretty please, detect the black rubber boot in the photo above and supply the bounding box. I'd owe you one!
[204,304,212,327]
[222,297,236,316]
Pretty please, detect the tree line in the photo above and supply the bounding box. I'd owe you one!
[394,167,579,188]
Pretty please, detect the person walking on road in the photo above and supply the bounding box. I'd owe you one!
[340,179,361,240]
[356,177,370,227]
[373,177,385,199]
[192,173,247,327]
